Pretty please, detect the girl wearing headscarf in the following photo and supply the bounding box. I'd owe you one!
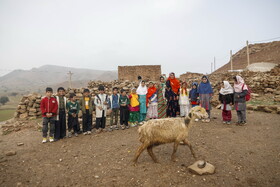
[165,80,179,117]
[146,82,158,119]
[198,75,213,122]
[157,76,167,118]
[219,81,234,124]
[166,72,180,115]
[128,88,140,127]
[179,82,190,117]
[233,75,248,125]
[136,79,147,124]
[189,82,199,107]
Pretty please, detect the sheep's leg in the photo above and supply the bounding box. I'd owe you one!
[147,145,158,163]
[183,139,197,159]
[171,141,180,162]
[133,143,149,165]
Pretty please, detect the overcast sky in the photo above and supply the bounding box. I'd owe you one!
[0,0,280,76]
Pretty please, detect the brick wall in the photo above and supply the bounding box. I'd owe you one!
[118,65,162,81]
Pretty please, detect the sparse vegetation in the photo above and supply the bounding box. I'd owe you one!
[0,96,9,105]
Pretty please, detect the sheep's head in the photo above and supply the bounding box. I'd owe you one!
[188,106,208,119]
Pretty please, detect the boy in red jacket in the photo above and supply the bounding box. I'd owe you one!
[40,87,58,143]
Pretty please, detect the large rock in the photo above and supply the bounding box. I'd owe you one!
[5,151,17,156]
[188,160,215,175]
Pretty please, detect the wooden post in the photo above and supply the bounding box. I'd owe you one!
[230,50,233,71]
[67,71,73,89]
[214,56,216,71]
[246,40,250,66]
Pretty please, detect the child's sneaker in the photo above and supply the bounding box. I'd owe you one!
[87,131,91,135]
[121,125,125,130]
[74,133,78,137]
[68,132,72,138]
[83,132,88,135]
[115,125,119,130]
[130,123,136,127]
[139,122,144,126]
[226,121,231,125]
[49,137,54,143]
[126,125,129,129]
[194,118,199,122]
[223,121,226,124]
[42,138,47,143]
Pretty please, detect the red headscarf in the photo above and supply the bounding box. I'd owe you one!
[146,84,157,106]
[167,72,180,94]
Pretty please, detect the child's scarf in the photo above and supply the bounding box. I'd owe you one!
[146,86,157,106]
[136,81,147,95]
[167,73,180,94]
[189,82,198,98]
[198,76,213,94]
[234,76,248,93]
[220,81,234,95]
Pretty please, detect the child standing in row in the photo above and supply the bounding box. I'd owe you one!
[94,85,109,133]
[79,89,93,135]
[66,93,80,137]
[165,80,178,117]
[198,75,213,123]
[233,76,248,125]
[136,77,147,125]
[108,87,120,131]
[40,87,58,143]
[179,82,190,117]
[146,82,158,119]
[119,89,130,129]
[157,76,167,118]
[189,82,199,107]
[219,81,234,125]
[129,88,140,127]
[55,87,67,140]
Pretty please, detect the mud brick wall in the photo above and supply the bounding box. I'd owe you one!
[118,65,161,81]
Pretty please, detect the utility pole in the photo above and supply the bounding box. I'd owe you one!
[246,40,250,66]
[67,71,73,89]
[230,50,233,71]
[214,56,216,71]
[211,62,213,73]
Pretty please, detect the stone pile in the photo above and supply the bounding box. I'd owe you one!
[14,93,42,120]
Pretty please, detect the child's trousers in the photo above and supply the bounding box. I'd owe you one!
[110,108,119,126]
[120,106,129,126]
[82,109,92,132]
[222,110,232,121]
[54,109,66,139]
[42,117,55,138]
[96,110,106,129]
[237,110,246,122]
[68,115,79,133]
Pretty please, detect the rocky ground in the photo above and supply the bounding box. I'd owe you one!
[0,108,280,187]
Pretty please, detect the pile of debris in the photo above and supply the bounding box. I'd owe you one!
[14,93,42,120]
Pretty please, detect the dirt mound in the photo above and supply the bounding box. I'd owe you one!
[214,41,280,73]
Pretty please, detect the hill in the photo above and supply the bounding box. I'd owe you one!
[214,41,280,73]
[0,65,117,93]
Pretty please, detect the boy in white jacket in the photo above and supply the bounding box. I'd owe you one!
[94,85,109,133]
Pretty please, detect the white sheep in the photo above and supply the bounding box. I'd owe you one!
[133,106,208,165]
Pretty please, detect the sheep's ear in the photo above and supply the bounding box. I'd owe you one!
[188,112,192,118]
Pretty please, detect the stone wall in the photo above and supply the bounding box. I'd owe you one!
[118,65,161,81]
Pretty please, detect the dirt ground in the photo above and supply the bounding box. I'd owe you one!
[0,109,280,187]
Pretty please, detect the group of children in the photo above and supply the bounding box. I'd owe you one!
[40,74,249,143]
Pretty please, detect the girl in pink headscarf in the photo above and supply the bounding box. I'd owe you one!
[233,75,248,125]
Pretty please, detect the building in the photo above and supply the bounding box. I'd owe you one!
[118,65,162,81]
